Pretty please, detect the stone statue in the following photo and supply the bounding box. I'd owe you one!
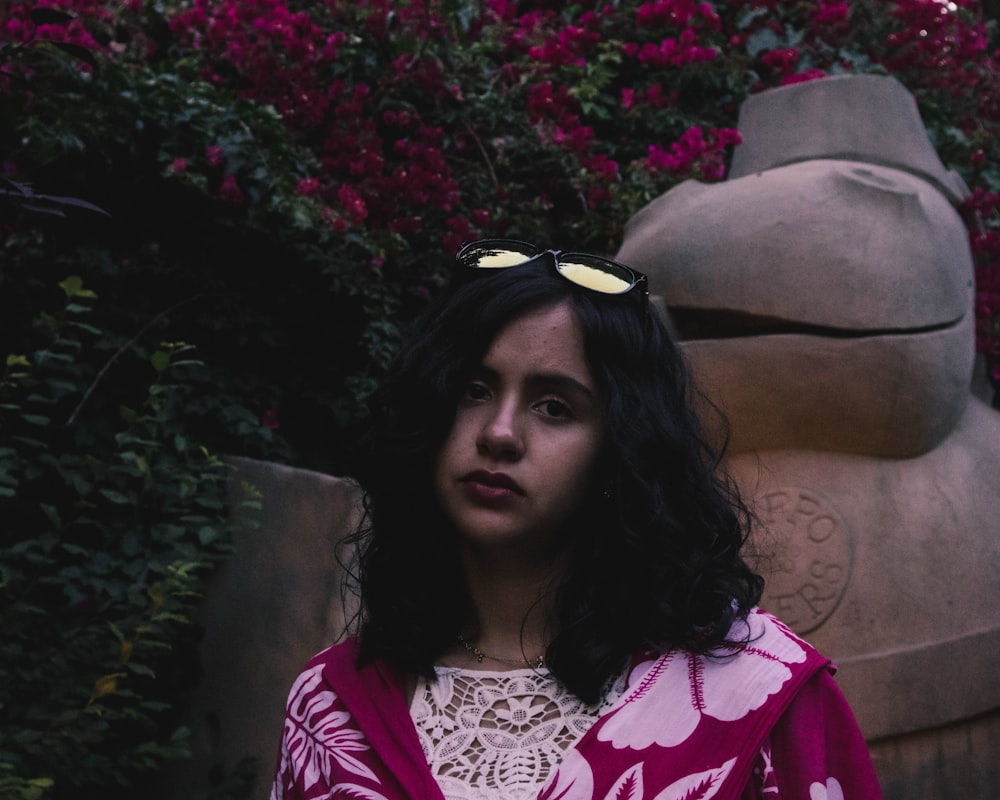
[615,74,1000,800]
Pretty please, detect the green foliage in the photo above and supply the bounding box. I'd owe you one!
[0,275,254,798]
[1,3,392,473]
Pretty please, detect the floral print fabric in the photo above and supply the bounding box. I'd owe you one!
[270,610,883,800]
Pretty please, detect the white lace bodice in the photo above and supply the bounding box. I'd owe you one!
[410,665,626,800]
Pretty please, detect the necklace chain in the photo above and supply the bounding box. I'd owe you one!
[457,634,546,669]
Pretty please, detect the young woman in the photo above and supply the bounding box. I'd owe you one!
[269,240,882,800]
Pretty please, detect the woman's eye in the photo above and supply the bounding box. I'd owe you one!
[464,382,490,401]
[538,399,572,418]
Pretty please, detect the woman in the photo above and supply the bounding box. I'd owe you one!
[270,240,882,800]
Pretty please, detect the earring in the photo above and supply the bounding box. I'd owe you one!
[602,486,615,501]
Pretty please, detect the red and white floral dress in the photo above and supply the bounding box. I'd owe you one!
[269,610,883,800]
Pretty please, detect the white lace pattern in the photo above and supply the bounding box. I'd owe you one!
[410,666,625,800]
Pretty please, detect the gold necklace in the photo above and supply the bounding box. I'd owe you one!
[456,634,545,669]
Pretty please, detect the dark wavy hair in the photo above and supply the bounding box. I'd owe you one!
[347,260,763,703]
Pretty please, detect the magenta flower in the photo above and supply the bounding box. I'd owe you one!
[761,47,800,76]
[644,126,737,182]
[337,184,368,225]
[813,1,850,28]
[261,409,280,430]
[295,178,321,196]
[219,174,245,205]
[781,68,829,86]
[206,146,225,167]
[584,153,619,180]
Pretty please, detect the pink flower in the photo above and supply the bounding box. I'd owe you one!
[586,185,612,207]
[781,68,829,86]
[323,31,346,59]
[219,174,245,205]
[5,18,30,42]
[337,184,368,224]
[633,31,715,68]
[645,84,670,108]
[171,157,187,174]
[584,153,619,180]
[295,177,320,196]
[529,24,601,66]
[206,146,225,167]
[644,126,736,182]
[261,408,280,430]
[713,128,742,147]
[813,0,850,28]
[488,0,518,21]
[761,47,800,76]
[388,216,423,235]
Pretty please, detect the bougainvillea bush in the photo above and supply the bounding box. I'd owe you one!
[1,0,998,797]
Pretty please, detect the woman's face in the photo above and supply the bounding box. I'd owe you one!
[433,301,606,556]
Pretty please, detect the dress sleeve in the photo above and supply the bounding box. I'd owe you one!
[740,668,884,799]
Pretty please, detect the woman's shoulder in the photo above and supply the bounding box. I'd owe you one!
[281,635,409,731]
[280,637,362,702]
[302,634,363,672]
[297,634,408,701]
[728,608,829,664]
[633,608,826,659]
[626,608,830,691]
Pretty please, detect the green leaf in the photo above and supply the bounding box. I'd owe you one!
[57,276,97,299]
[126,663,156,678]
[98,489,132,505]
[150,351,171,373]
[197,526,220,546]
[747,29,781,57]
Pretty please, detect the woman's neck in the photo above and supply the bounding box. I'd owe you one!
[451,546,563,667]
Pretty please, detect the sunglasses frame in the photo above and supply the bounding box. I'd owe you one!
[455,238,649,300]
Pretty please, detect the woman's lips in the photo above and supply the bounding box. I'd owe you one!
[460,470,524,503]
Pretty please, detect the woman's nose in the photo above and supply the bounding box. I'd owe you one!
[476,403,524,459]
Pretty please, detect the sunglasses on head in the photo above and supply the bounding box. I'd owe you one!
[455,238,648,300]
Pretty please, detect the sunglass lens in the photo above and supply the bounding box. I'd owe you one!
[556,256,635,294]
[459,240,538,269]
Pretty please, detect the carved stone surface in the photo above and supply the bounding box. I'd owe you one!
[619,160,974,458]
[752,487,853,635]
[616,74,1000,799]
[158,456,362,800]
[727,73,969,204]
